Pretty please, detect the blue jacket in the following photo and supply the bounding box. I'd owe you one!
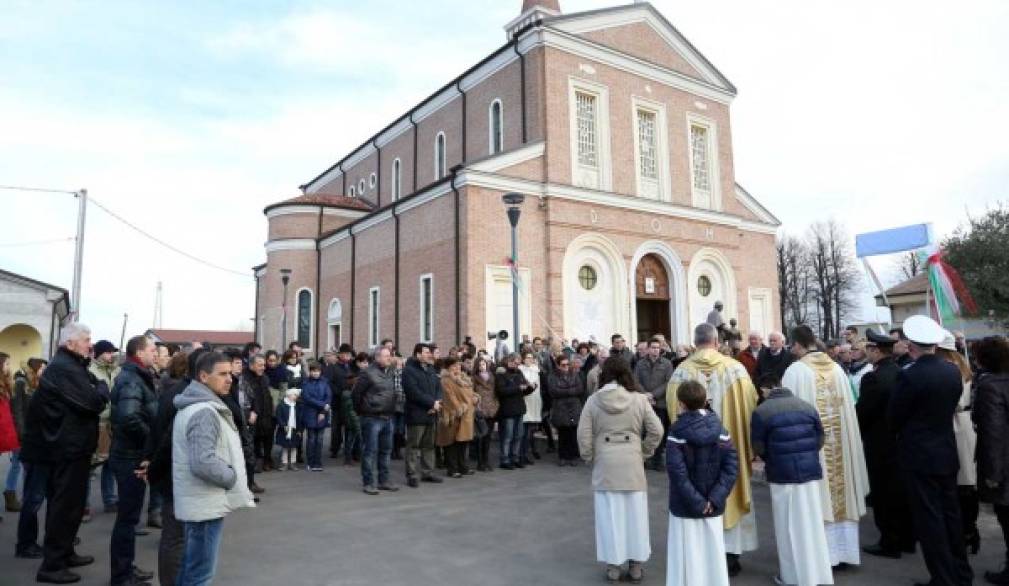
[888,354,962,475]
[750,388,824,484]
[300,376,332,429]
[402,358,442,426]
[666,409,738,518]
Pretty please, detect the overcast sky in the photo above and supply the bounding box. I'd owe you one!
[1,0,1006,342]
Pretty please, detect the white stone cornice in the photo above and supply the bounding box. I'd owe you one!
[413,86,462,123]
[460,50,520,92]
[734,184,781,226]
[456,171,779,235]
[375,117,414,148]
[395,181,453,215]
[518,27,735,104]
[265,205,368,220]
[344,144,377,170]
[320,230,351,249]
[350,209,393,234]
[264,238,317,253]
[467,141,545,173]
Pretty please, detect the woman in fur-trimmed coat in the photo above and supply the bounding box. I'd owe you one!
[436,359,478,478]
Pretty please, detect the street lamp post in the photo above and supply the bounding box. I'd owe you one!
[280,268,292,347]
[502,192,525,348]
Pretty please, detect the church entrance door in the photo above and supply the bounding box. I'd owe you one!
[634,254,671,342]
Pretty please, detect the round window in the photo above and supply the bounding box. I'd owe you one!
[578,265,598,290]
[697,275,712,297]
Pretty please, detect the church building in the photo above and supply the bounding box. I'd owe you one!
[254,0,781,355]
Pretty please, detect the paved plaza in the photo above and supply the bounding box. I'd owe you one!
[1,444,1004,586]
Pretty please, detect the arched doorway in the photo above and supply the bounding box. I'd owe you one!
[0,324,43,372]
[562,234,629,342]
[634,255,671,342]
[629,241,688,345]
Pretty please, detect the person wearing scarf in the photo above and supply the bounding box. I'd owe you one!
[274,388,304,471]
[436,359,477,478]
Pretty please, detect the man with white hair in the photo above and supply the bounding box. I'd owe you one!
[19,323,110,584]
[757,331,793,383]
[666,323,758,576]
[782,325,869,570]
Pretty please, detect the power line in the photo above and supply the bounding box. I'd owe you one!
[0,184,78,195]
[87,196,250,278]
[0,236,75,247]
[1,183,250,279]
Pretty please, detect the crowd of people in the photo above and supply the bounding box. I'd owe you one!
[0,304,1007,586]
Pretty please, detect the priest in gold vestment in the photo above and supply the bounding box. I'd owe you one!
[781,325,869,567]
[666,323,758,576]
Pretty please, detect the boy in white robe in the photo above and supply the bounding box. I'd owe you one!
[752,379,834,586]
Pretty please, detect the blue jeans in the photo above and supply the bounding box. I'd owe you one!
[6,450,21,492]
[305,428,324,469]
[498,416,524,465]
[16,461,50,551]
[344,428,361,460]
[359,416,393,487]
[85,462,118,508]
[178,517,224,586]
[110,458,146,585]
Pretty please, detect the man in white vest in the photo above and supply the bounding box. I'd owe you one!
[781,325,869,569]
[172,352,255,584]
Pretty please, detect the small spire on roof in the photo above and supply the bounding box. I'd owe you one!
[506,0,561,38]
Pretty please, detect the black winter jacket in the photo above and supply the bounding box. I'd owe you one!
[548,371,584,427]
[354,364,398,417]
[666,409,738,518]
[974,373,1009,505]
[146,377,188,496]
[402,358,442,425]
[856,357,902,473]
[495,367,531,419]
[20,347,108,464]
[110,361,159,461]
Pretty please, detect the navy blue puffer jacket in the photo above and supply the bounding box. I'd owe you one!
[665,409,738,518]
[750,388,824,484]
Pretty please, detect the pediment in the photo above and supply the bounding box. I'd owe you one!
[546,4,736,94]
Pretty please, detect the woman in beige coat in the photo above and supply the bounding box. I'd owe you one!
[437,358,478,478]
[577,357,663,583]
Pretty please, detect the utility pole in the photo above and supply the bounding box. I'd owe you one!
[153,281,163,328]
[120,313,129,352]
[71,188,88,321]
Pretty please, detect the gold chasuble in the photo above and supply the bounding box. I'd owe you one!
[781,352,869,523]
[666,349,757,530]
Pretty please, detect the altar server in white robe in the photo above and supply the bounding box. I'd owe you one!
[751,379,834,586]
[781,325,870,568]
[578,357,664,583]
[666,323,758,577]
[665,379,738,586]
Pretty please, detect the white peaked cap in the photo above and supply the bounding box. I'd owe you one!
[903,315,946,345]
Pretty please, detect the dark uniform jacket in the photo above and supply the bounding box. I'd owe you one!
[856,356,902,473]
[888,354,962,475]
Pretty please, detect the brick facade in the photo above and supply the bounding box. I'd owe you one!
[254,2,781,357]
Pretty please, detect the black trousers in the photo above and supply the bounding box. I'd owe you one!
[958,485,979,542]
[994,504,1009,562]
[867,463,916,552]
[648,408,670,466]
[444,443,469,475]
[41,457,91,572]
[906,470,973,585]
[253,433,274,467]
[557,426,579,461]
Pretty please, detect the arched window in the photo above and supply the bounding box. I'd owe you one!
[434,132,447,180]
[296,288,313,349]
[489,100,503,154]
[392,158,402,201]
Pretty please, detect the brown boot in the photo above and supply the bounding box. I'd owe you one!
[4,490,21,512]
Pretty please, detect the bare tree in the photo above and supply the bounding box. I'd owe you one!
[806,220,861,340]
[776,234,813,332]
[894,251,923,281]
